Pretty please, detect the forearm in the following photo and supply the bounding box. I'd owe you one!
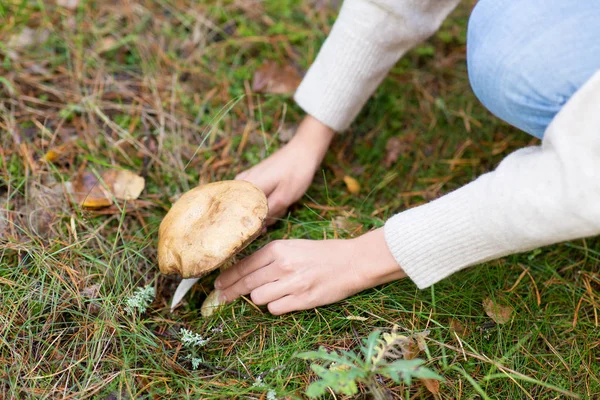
[384,70,600,288]
[295,0,462,131]
[291,115,336,168]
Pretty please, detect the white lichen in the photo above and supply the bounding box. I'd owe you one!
[125,285,155,315]
[180,328,210,347]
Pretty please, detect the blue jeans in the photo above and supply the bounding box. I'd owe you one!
[467,0,600,139]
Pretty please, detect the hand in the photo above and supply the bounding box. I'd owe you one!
[214,228,406,315]
[236,115,335,225]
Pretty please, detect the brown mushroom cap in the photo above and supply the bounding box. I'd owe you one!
[158,180,268,278]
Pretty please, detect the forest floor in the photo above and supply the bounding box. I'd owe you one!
[1,0,598,398]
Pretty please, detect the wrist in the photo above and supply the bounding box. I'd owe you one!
[292,115,335,164]
[350,228,406,289]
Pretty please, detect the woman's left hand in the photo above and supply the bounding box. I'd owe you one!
[214,228,406,315]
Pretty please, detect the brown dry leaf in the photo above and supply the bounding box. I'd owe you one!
[102,169,145,201]
[70,169,145,208]
[483,297,513,324]
[71,171,113,208]
[343,176,360,194]
[384,136,411,167]
[81,284,100,298]
[398,337,420,360]
[420,378,440,395]
[43,140,76,163]
[87,199,154,215]
[332,215,362,236]
[449,318,470,337]
[252,61,302,95]
[22,179,66,237]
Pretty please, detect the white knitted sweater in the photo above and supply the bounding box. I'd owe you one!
[294,0,600,288]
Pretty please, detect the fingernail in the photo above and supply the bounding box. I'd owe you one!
[218,292,228,304]
[214,279,222,289]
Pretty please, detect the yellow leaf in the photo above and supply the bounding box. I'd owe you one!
[70,169,145,209]
[343,176,360,194]
[43,140,76,163]
[71,171,112,209]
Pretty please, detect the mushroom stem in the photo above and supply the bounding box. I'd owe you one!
[200,257,236,317]
[170,278,199,312]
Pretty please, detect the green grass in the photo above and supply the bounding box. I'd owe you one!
[1,0,599,399]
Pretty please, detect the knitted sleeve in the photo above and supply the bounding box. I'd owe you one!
[294,0,461,131]
[384,71,600,288]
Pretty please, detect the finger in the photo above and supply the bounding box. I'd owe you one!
[235,170,249,180]
[214,244,275,289]
[219,263,279,303]
[250,279,292,306]
[236,168,278,197]
[267,294,307,316]
[266,189,289,225]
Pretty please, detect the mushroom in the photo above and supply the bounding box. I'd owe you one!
[158,180,268,316]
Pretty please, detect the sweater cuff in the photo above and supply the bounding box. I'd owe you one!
[294,36,395,132]
[384,183,511,289]
[294,1,412,132]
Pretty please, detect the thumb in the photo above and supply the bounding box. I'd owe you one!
[236,167,278,197]
[266,187,290,226]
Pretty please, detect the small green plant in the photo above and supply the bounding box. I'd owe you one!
[124,284,155,315]
[179,328,210,370]
[296,327,443,399]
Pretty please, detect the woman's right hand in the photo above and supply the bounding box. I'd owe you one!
[236,115,335,225]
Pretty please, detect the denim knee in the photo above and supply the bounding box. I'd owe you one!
[467,0,600,139]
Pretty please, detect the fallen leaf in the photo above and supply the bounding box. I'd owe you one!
[71,171,113,208]
[22,179,66,237]
[80,284,101,314]
[102,169,145,201]
[420,378,440,394]
[81,284,100,298]
[86,199,155,215]
[343,176,360,194]
[43,140,77,163]
[70,169,145,208]
[252,61,302,95]
[384,136,411,167]
[449,318,470,337]
[483,297,513,324]
[399,336,420,360]
[332,215,362,236]
[413,330,429,352]
[56,0,79,10]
